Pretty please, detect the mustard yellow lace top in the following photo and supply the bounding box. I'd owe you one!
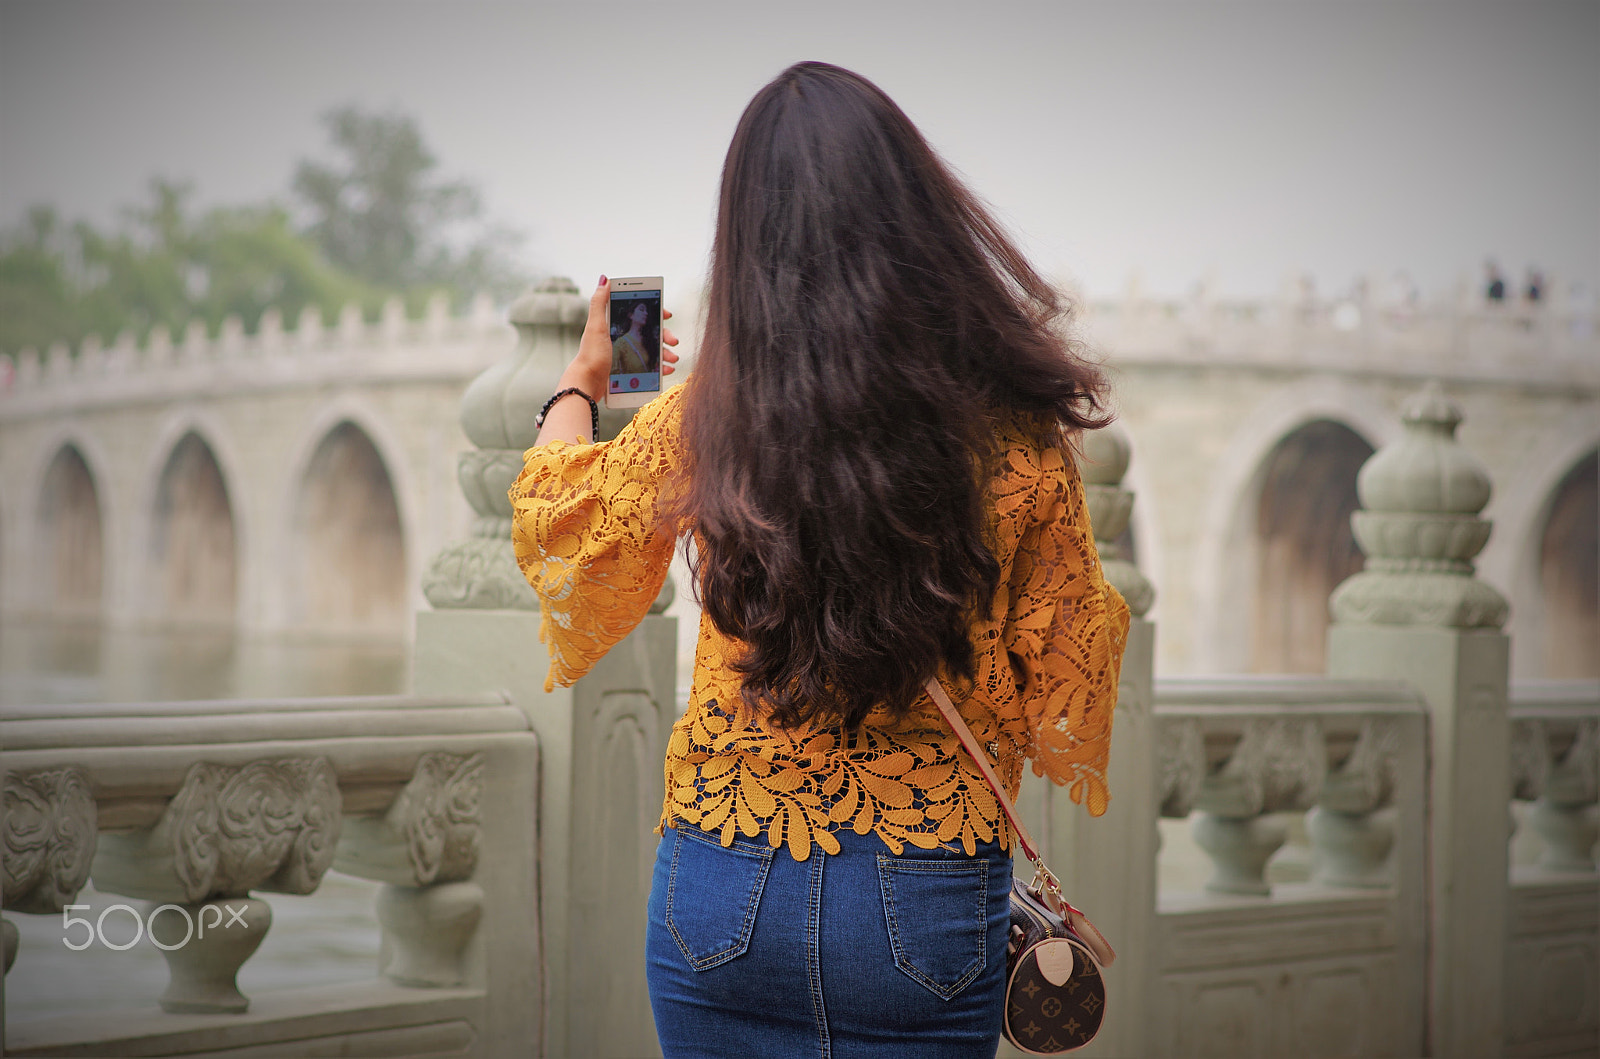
[511,384,1130,861]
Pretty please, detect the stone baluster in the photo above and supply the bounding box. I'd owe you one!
[1308,719,1401,887]
[90,757,341,1014]
[334,752,485,987]
[415,275,678,1058]
[3,768,98,977]
[1189,718,1325,895]
[1327,380,1510,1056]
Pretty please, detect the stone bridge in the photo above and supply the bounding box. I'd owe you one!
[0,294,506,638]
[0,278,1595,687]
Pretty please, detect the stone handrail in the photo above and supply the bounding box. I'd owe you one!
[0,293,511,419]
[1,693,540,1058]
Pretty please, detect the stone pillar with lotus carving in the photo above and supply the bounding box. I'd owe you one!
[413,276,677,1058]
[1326,380,1510,1057]
[1004,423,1157,1059]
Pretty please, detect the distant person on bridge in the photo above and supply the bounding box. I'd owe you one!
[511,61,1129,1058]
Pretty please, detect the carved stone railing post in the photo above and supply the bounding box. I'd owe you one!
[414,277,678,1058]
[3,768,97,981]
[420,278,581,610]
[1004,424,1157,1059]
[334,751,486,987]
[90,757,341,1013]
[1327,380,1511,1056]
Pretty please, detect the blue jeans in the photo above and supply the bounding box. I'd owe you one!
[646,823,1011,1058]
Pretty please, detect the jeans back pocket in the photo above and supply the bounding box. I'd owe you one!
[665,826,775,971]
[877,855,988,1000]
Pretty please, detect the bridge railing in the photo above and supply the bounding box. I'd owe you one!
[1,693,540,1057]
[1083,295,1599,381]
[0,292,509,418]
[1147,676,1431,1056]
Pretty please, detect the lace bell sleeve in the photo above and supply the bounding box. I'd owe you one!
[1003,443,1131,816]
[509,386,685,691]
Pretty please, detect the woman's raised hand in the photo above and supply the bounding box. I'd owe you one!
[568,276,681,398]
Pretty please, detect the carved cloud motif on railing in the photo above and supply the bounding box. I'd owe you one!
[93,757,342,903]
[1320,720,1400,815]
[1195,719,1327,819]
[334,751,485,888]
[1510,720,1553,802]
[394,752,484,886]
[171,758,342,900]
[1159,720,1205,818]
[2,768,97,914]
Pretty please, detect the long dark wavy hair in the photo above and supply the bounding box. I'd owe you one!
[677,61,1110,729]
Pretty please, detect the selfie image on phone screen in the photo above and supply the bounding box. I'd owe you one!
[608,287,662,399]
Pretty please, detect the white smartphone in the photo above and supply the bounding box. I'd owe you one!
[604,276,665,408]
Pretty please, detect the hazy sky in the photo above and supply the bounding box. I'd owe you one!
[2,0,1596,301]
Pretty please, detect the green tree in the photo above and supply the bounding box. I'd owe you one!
[0,207,81,352]
[0,181,379,355]
[0,107,527,356]
[293,106,525,301]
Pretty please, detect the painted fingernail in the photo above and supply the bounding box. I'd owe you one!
[598,275,607,287]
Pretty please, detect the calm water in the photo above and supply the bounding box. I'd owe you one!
[1,621,406,1026]
[0,620,409,706]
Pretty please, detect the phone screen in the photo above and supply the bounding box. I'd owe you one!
[608,287,663,398]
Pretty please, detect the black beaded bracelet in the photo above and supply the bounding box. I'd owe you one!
[535,386,599,441]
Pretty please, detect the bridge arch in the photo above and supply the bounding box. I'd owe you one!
[1248,420,1373,672]
[1192,379,1393,673]
[282,401,415,636]
[1489,413,1600,680]
[147,430,239,624]
[33,441,108,617]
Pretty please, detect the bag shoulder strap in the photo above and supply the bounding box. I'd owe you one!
[924,677,1117,967]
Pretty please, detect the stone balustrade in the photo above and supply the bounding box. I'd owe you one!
[1138,677,1433,1056]
[1154,677,1424,899]
[0,693,540,1057]
[0,293,509,420]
